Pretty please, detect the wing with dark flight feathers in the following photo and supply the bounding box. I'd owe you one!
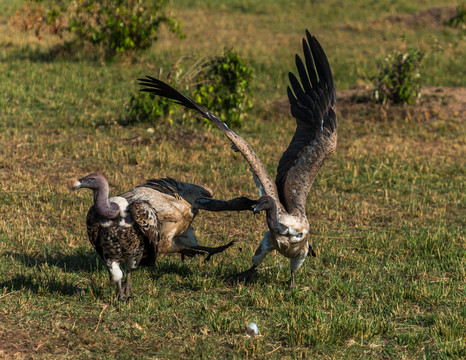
[138,76,282,210]
[137,177,181,199]
[276,31,337,216]
[138,31,337,217]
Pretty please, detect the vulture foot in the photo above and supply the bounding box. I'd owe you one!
[178,248,211,261]
[116,283,130,302]
[285,274,296,288]
[178,241,235,262]
[227,264,258,284]
[123,281,133,299]
[193,240,235,262]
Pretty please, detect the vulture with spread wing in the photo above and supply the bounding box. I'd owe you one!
[139,31,337,286]
[73,174,255,300]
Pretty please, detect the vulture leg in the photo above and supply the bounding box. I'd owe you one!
[107,260,129,301]
[232,232,274,282]
[287,271,296,288]
[116,280,127,301]
[175,226,235,261]
[191,240,235,262]
[195,197,257,212]
[287,254,308,288]
[172,242,236,262]
[175,247,209,261]
[122,254,143,299]
[123,271,133,299]
[232,264,257,282]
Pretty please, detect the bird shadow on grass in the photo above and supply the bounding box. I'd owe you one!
[5,249,102,274]
[148,259,194,281]
[2,250,102,297]
[6,41,102,63]
[0,274,81,297]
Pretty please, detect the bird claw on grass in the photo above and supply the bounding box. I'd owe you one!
[285,277,296,289]
[116,280,133,302]
[202,240,235,262]
[117,292,130,302]
[179,241,235,262]
[224,265,258,284]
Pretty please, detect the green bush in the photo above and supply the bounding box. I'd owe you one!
[374,48,424,105]
[445,3,466,28]
[69,0,184,56]
[191,49,253,128]
[10,0,183,57]
[125,50,253,128]
[125,89,177,125]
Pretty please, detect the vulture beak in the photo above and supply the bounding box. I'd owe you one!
[72,180,82,190]
[253,205,261,215]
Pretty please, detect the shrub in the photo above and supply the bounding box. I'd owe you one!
[445,3,466,28]
[9,1,68,39]
[374,48,424,105]
[125,65,184,125]
[125,87,177,125]
[69,0,184,57]
[125,50,253,128]
[191,49,253,128]
[10,0,184,57]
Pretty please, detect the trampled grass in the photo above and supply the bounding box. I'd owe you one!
[0,0,465,358]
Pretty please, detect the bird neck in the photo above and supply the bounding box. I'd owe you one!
[94,183,119,219]
[265,200,288,234]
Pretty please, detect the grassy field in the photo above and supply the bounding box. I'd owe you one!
[0,0,465,358]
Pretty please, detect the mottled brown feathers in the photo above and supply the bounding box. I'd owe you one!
[86,205,103,259]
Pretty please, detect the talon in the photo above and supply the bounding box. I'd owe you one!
[227,265,257,283]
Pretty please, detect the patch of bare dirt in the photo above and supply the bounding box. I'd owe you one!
[338,86,465,122]
[0,313,47,359]
[273,86,466,123]
[371,6,456,29]
[0,312,74,359]
[339,6,457,31]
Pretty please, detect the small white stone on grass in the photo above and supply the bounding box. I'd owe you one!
[247,322,260,337]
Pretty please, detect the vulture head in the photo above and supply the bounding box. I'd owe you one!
[73,173,106,191]
[252,195,275,215]
[72,173,120,219]
[253,195,298,237]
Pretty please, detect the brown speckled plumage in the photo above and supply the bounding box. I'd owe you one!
[74,174,247,300]
[138,31,337,287]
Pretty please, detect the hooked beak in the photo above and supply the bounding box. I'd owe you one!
[72,180,82,190]
[253,205,261,215]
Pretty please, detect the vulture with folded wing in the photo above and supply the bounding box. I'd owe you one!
[73,174,255,300]
[139,31,337,287]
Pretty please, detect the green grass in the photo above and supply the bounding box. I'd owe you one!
[0,0,465,358]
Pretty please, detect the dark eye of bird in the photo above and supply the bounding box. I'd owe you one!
[296,233,303,238]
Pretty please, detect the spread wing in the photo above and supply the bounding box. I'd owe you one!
[129,200,159,265]
[276,31,337,217]
[138,77,282,210]
[86,205,103,259]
